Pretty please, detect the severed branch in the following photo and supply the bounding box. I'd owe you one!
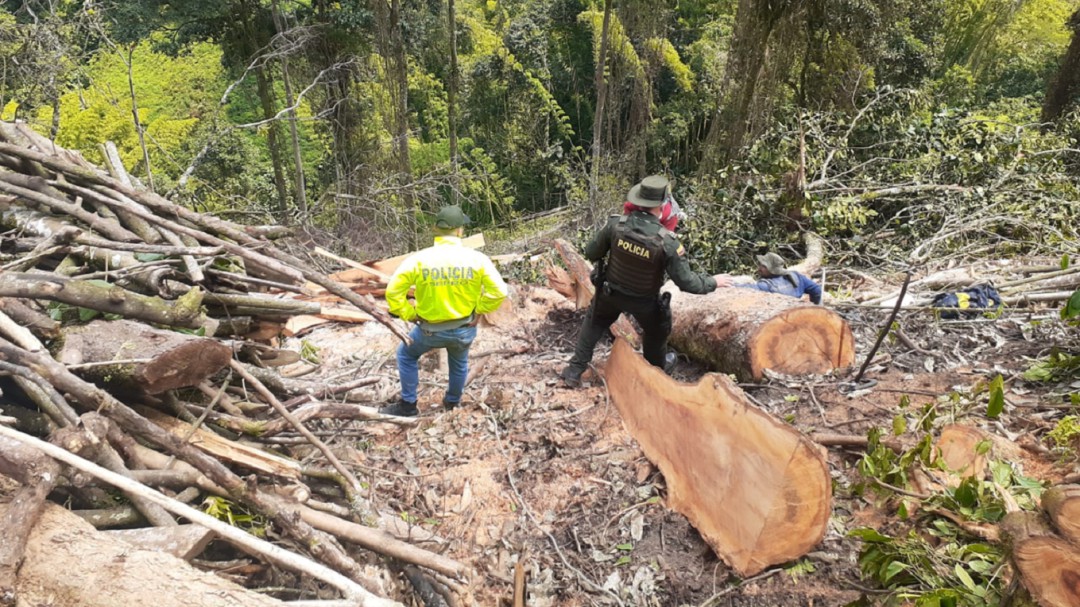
[229,360,369,513]
[0,424,401,607]
[0,272,211,331]
[0,337,389,599]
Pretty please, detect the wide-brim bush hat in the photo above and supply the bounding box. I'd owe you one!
[755,252,789,276]
[626,175,669,208]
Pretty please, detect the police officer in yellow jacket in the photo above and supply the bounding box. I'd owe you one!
[561,175,731,387]
[381,205,509,416]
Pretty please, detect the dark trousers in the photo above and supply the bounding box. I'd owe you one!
[567,288,669,372]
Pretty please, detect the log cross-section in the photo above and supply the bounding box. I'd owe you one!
[604,338,832,576]
[667,286,854,381]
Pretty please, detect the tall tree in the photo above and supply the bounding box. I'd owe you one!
[271,1,307,218]
[1043,9,1080,121]
[698,0,796,174]
[588,0,614,211]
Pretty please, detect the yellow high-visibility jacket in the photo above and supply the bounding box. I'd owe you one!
[386,236,508,323]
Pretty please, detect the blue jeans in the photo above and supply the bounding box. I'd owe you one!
[397,324,477,404]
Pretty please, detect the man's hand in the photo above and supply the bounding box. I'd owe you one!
[713,274,735,288]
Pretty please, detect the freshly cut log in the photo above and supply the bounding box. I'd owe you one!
[604,338,831,576]
[667,285,854,381]
[1041,484,1080,547]
[284,315,331,337]
[56,320,231,394]
[318,306,374,323]
[935,424,990,485]
[7,503,286,607]
[1001,511,1080,607]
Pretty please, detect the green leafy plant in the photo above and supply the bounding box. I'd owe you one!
[201,495,267,537]
[300,339,321,365]
[1023,350,1080,382]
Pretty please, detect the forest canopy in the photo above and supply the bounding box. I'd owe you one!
[1,0,1077,266]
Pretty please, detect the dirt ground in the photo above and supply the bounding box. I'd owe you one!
[277,275,1076,607]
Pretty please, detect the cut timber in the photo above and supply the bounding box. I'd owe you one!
[604,338,831,576]
[7,503,285,607]
[1042,485,1080,547]
[317,246,393,282]
[372,232,485,276]
[935,424,990,486]
[667,285,854,381]
[318,306,375,323]
[1001,511,1080,607]
[284,315,332,337]
[137,406,301,480]
[104,525,215,560]
[56,319,231,394]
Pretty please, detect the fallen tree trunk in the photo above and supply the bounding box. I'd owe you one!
[603,338,831,576]
[0,273,211,331]
[667,285,855,381]
[4,501,288,607]
[56,319,231,394]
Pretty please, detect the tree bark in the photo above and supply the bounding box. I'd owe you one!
[667,285,855,381]
[588,0,613,212]
[1042,9,1080,122]
[56,319,232,394]
[1001,510,1080,607]
[271,2,308,217]
[0,434,61,605]
[1041,485,1080,547]
[604,338,831,576]
[0,273,211,331]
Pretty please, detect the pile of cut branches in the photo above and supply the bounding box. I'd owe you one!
[0,122,460,607]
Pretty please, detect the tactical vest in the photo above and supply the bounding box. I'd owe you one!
[606,215,668,296]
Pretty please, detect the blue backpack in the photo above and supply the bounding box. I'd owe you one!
[930,284,1003,319]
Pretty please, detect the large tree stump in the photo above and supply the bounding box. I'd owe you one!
[604,338,832,576]
[1042,485,1080,549]
[667,285,854,381]
[56,320,231,394]
[1001,510,1080,607]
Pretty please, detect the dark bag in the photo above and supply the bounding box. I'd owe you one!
[931,283,1003,319]
[591,258,606,289]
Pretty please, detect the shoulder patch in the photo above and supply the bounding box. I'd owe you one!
[676,244,686,256]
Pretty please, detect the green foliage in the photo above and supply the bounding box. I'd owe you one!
[1062,288,1080,322]
[1047,415,1080,457]
[853,426,1046,605]
[300,339,321,365]
[1023,350,1080,383]
[202,495,268,536]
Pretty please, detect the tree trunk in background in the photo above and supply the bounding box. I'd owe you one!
[255,66,291,220]
[125,47,155,192]
[1042,9,1080,122]
[588,0,613,214]
[448,0,459,203]
[272,2,308,219]
[699,0,794,174]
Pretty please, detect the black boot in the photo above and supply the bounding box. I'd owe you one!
[379,399,418,417]
[442,396,459,411]
[560,365,584,388]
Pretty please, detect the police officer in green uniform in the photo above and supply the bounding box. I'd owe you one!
[560,175,732,387]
